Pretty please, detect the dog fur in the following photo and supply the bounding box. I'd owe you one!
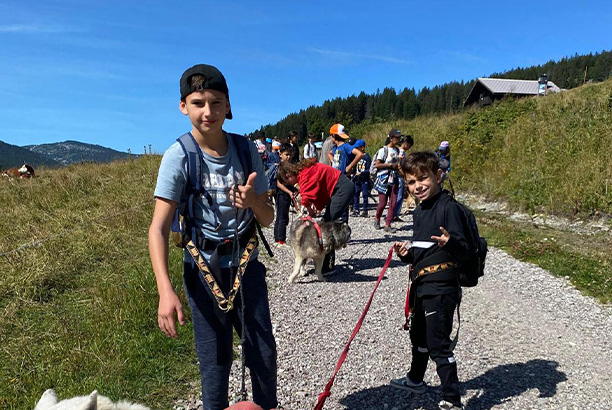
[287,218,351,282]
[33,389,150,410]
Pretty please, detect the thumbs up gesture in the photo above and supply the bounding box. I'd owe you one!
[230,172,258,209]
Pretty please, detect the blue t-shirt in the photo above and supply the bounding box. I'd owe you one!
[154,132,268,266]
[331,143,355,173]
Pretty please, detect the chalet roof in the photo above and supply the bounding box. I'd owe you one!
[477,78,561,95]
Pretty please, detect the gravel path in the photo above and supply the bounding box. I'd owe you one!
[207,209,612,410]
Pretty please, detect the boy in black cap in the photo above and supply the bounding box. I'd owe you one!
[149,64,278,410]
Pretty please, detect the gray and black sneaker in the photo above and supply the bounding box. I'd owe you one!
[389,376,427,394]
[373,218,381,230]
[438,399,464,410]
[383,225,397,234]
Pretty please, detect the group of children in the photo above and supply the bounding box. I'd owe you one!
[148,63,467,410]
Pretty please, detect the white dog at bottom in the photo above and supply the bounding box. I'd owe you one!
[34,389,150,410]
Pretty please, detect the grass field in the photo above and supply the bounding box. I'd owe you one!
[0,157,199,409]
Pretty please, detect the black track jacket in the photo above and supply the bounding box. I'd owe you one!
[400,190,473,297]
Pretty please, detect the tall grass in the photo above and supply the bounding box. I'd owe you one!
[354,79,612,217]
[0,157,198,409]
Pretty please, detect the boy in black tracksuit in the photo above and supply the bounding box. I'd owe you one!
[391,151,472,410]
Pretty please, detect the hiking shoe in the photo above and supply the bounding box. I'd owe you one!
[383,225,397,234]
[392,216,403,222]
[389,376,427,394]
[373,219,381,230]
[351,211,360,217]
[438,400,464,410]
[361,212,369,218]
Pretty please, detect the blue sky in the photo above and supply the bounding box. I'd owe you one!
[1,1,611,154]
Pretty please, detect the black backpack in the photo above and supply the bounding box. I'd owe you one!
[447,194,487,287]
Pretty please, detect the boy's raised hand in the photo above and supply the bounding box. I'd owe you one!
[431,226,450,247]
[230,172,258,209]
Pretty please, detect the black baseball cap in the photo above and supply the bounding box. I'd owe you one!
[180,64,233,119]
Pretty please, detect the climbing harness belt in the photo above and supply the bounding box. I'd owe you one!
[184,231,258,313]
[404,261,458,330]
[416,261,457,278]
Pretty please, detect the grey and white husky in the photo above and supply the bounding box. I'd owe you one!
[287,218,351,282]
[33,389,150,410]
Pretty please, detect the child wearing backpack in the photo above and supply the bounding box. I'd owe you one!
[350,139,371,217]
[393,135,414,220]
[372,129,402,233]
[273,143,297,249]
[390,151,473,410]
[148,64,278,410]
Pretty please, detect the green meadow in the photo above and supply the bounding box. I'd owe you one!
[0,158,199,409]
[1,79,611,409]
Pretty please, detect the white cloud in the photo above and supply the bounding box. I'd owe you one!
[309,47,412,65]
[0,23,74,34]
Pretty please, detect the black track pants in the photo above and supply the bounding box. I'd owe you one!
[408,292,461,404]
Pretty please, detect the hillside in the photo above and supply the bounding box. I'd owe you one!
[351,78,612,218]
[23,140,136,165]
[0,140,61,169]
[256,49,612,140]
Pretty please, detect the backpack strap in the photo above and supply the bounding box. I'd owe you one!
[175,133,222,252]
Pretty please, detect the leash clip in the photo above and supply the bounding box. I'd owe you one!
[403,311,413,331]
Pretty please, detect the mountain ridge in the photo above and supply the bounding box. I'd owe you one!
[0,139,137,169]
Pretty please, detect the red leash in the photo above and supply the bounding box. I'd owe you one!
[403,264,412,331]
[313,247,395,410]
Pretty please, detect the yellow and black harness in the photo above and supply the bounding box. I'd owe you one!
[185,228,259,312]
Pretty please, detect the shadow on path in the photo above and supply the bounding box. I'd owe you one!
[337,359,567,410]
[461,359,567,409]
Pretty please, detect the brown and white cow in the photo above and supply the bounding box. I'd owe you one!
[2,163,35,179]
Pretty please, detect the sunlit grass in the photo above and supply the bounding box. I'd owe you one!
[0,157,199,409]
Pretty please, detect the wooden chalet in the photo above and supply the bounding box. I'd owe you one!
[464,77,562,107]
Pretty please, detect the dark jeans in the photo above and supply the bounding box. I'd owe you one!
[352,177,370,214]
[394,177,404,218]
[322,174,354,271]
[184,259,278,410]
[323,173,354,223]
[375,182,399,227]
[274,190,291,242]
[408,292,461,405]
